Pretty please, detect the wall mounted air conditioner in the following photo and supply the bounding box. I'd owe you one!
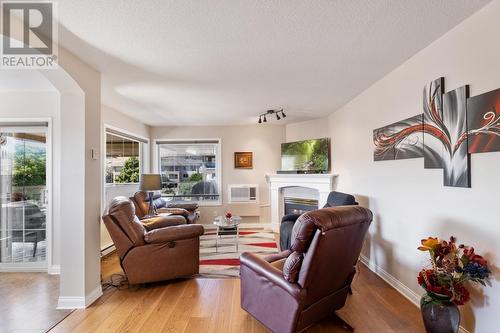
[228,184,258,203]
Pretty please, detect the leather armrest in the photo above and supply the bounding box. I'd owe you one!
[145,224,204,244]
[166,203,199,211]
[240,252,302,299]
[157,207,190,216]
[281,213,302,224]
[141,215,185,231]
[263,250,291,263]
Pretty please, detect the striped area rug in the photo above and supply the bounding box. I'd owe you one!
[198,226,279,278]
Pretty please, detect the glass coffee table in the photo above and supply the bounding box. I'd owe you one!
[213,216,242,252]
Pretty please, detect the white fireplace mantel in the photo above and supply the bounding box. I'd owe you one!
[266,173,338,228]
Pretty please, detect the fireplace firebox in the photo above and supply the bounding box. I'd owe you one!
[284,197,318,215]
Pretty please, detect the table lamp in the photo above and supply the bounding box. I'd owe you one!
[140,174,162,217]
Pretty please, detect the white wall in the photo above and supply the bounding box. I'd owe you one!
[6,12,103,305]
[285,118,329,142]
[325,2,500,331]
[0,43,101,306]
[151,124,285,223]
[101,105,151,140]
[52,44,102,304]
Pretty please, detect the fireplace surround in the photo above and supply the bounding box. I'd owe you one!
[266,173,338,229]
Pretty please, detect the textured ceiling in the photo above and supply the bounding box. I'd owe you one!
[57,0,489,126]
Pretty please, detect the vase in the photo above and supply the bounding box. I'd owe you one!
[420,296,460,333]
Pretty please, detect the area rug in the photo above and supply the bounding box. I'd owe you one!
[198,227,279,278]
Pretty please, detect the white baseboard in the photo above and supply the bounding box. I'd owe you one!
[0,264,46,272]
[359,254,420,305]
[86,285,103,307]
[48,265,60,275]
[57,296,86,309]
[101,244,116,257]
[359,255,470,333]
[57,285,103,309]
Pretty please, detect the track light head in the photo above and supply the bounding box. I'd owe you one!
[258,108,285,123]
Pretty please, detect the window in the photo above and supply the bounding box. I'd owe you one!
[0,124,48,266]
[157,140,221,204]
[105,129,147,185]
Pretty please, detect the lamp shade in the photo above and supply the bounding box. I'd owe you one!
[140,174,161,191]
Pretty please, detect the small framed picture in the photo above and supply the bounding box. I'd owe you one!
[234,152,253,169]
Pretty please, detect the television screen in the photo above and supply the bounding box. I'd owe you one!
[281,138,330,172]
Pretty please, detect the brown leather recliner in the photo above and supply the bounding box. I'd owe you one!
[130,191,200,224]
[240,206,373,333]
[102,196,204,284]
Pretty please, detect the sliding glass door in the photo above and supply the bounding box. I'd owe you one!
[0,126,48,269]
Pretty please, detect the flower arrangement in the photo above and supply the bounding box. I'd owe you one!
[418,236,491,306]
[224,211,232,220]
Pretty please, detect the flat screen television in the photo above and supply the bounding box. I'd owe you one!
[280,138,330,172]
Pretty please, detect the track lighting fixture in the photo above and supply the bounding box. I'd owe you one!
[257,108,285,124]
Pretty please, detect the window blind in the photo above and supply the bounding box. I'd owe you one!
[105,128,148,144]
[155,139,219,145]
[0,122,48,127]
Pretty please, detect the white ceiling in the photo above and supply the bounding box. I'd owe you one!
[57,0,489,126]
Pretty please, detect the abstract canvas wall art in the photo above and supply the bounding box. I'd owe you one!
[373,125,396,161]
[373,115,423,161]
[373,76,500,188]
[394,114,424,160]
[423,77,445,169]
[441,86,470,188]
[467,88,500,153]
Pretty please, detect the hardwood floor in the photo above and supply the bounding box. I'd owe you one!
[50,254,425,333]
[0,272,72,333]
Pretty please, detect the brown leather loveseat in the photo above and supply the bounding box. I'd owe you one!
[240,206,373,333]
[131,191,200,224]
[102,196,204,284]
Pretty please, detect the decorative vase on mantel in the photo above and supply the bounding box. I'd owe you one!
[420,293,460,333]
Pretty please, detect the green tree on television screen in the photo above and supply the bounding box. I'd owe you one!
[281,138,329,171]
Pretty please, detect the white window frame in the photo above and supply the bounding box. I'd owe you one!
[103,125,149,188]
[153,138,222,206]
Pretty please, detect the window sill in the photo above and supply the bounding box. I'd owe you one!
[105,183,140,188]
[197,200,222,207]
[163,199,222,207]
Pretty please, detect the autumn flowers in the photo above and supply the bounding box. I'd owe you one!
[417,236,491,305]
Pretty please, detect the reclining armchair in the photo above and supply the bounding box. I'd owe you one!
[280,191,358,250]
[102,196,204,284]
[240,206,373,333]
[131,191,200,224]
